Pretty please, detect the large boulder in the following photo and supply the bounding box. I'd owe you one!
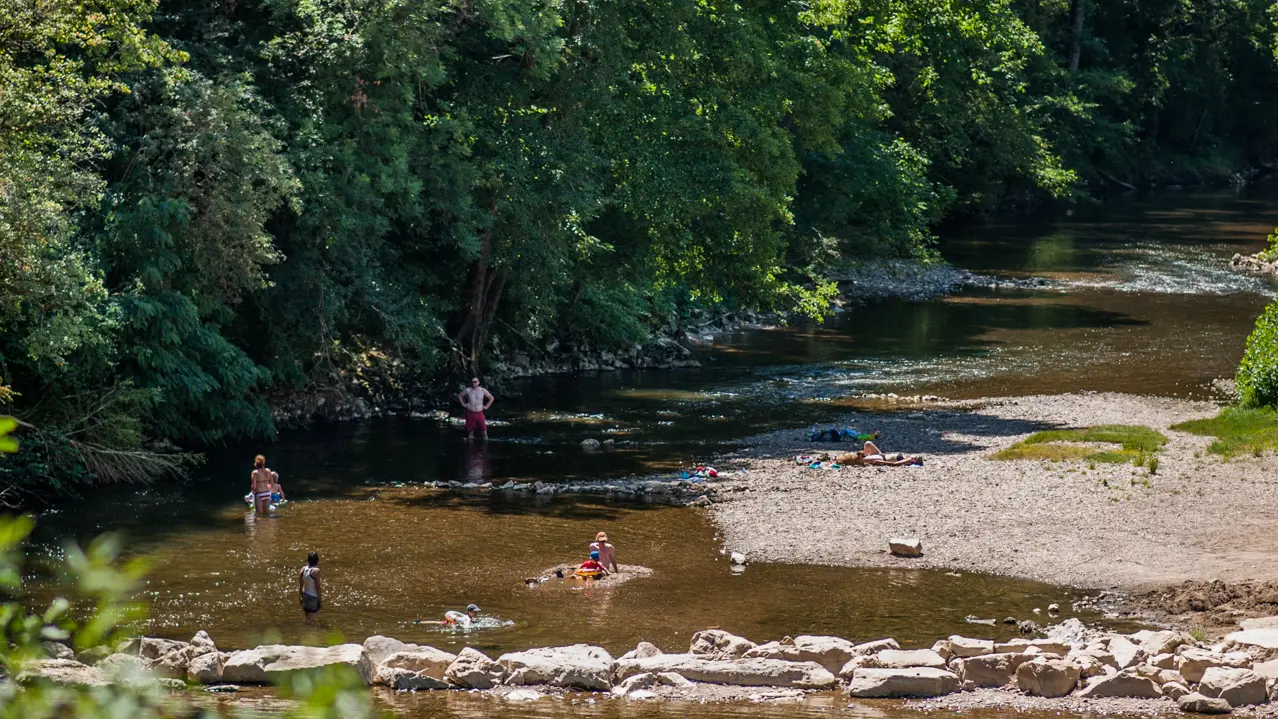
[1198,667,1267,707]
[1076,669,1163,698]
[689,630,756,660]
[1179,692,1234,715]
[187,651,226,684]
[1130,630,1190,657]
[98,653,148,675]
[154,644,213,678]
[950,652,1034,688]
[845,667,960,698]
[615,654,837,688]
[743,635,858,674]
[18,659,109,687]
[444,647,505,689]
[947,636,994,658]
[1016,658,1081,698]
[42,642,76,661]
[498,645,615,690]
[377,667,451,690]
[1220,629,1278,660]
[222,644,373,685]
[190,631,217,653]
[363,636,420,667]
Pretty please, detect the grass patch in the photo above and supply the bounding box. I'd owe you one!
[1172,406,1278,458]
[993,425,1167,465]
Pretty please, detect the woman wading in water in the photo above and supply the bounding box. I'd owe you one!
[299,552,322,624]
[250,455,277,515]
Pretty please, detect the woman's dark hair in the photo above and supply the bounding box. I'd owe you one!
[307,551,319,566]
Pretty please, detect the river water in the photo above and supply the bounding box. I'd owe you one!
[25,187,1278,715]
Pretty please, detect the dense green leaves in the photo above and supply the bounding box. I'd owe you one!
[3,0,1278,488]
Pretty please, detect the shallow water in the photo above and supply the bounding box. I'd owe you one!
[24,187,1278,716]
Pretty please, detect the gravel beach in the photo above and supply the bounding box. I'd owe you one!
[708,393,1278,591]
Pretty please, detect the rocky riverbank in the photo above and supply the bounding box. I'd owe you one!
[25,621,1278,714]
[688,393,1278,631]
[1230,251,1278,277]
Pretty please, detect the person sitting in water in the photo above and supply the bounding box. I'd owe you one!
[443,604,481,626]
[589,532,619,574]
[837,441,923,467]
[576,551,611,579]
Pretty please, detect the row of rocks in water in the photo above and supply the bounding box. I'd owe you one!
[24,622,1278,712]
[422,476,725,506]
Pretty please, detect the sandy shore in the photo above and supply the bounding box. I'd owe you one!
[707,393,1278,592]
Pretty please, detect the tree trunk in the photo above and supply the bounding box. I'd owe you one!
[1067,0,1085,74]
[452,202,508,376]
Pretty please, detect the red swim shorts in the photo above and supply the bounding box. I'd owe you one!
[465,410,487,434]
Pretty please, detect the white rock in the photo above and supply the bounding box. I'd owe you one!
[139,638,189,661]
[615,654,837,688]
[1162,681,1192,700]
[730,552,748,565]
[619,642,662,661]
[1076,669,1162,698]
[744,635,858,674]
[504,688,545,701]
[845,667,960,698]
[1107,635,1145,669]
[498,644,615,690]
[626,689,658,700]
[1150,652,1177,669]
[947,635,994,658]
[689,630,756,660]
[190,631,217,652]
[849,649,946,673]
[1130,629,1190,656]
[1178,648,1231,683]
[1239,616,1278,631]
[1221,629,1278,660]
[888,538,923,557]
[931,640,953,662]
[1198,667,1267,707]
[444,647,505,689]
[98,653,148,675]
[222,644,373,685]
[581,438,601,450]
[1015,658,1081,698]
[1251,658,1278,680]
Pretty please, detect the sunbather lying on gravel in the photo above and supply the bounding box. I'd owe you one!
[837,441,923,467]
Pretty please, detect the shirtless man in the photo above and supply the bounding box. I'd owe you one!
[589,532,619,573]
[250,455,277,515]
[457,377,494,440]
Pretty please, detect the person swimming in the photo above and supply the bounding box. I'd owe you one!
[442,604,481,627]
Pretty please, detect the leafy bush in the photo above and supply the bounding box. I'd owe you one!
[1237,301,1278,408]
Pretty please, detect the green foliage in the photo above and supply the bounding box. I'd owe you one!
[1173,406,1278,458]
[994,425,1167,465]
[1236,301,1278,409]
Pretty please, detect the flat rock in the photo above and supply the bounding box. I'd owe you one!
[1076,669,1162,698]
[744,635,858,673]
[18,659,109,687]
[1239,616,1278,631]
[1222,629,1278,660]
[1016,658,1081,698]
[1178,648,1241,683]
[1179,692,1233,714]
[615,654,837,688]
[1198,666,1267,707]
[498,644,615,690]
[846,649,946,676]
[222,644,372,685]
[689,630,756,660]
[1107,635,1145,669]
[444,647,505,689]
[994,639,1070,656]
[845,667,959,698]
[948,636,994,658]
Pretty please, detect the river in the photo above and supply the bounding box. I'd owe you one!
[26,186,1278,715]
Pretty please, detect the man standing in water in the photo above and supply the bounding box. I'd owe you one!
[457,377,494,440]
[299,552,322,624]
[590,532,620,574]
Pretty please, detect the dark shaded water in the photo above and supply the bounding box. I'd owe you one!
[25,187,1278,715]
